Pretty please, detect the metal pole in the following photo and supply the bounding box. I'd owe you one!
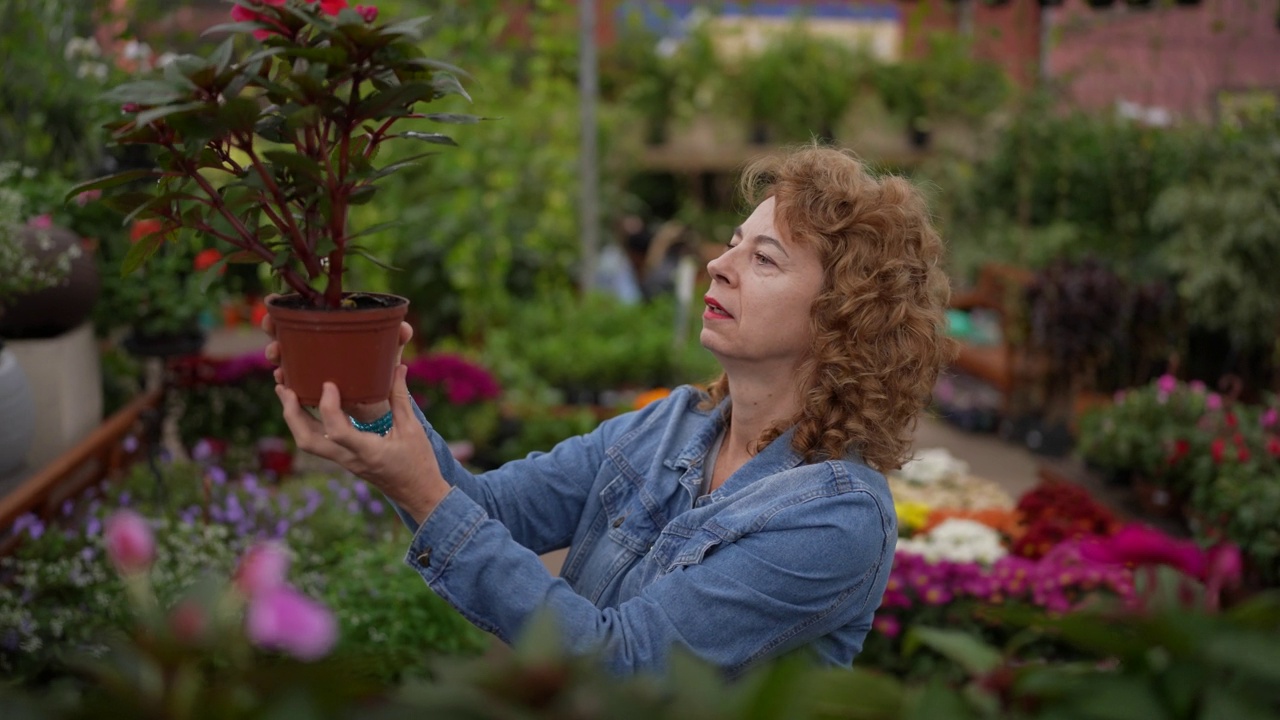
[578,0,601,293]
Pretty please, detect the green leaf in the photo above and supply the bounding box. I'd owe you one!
[904,627,1002,677]
[423,113,484,124]
[201,21,272,38]
[399,132,456,146]
[355,82,436,120]
[430,73,472,103]
[346,185,377,205]
[198,255,231,293]
[905,678,977,720]
[135,101,208,128]
[227,250,264,264]
[209,37,236,73]
[348,245,400,272]
[277,45,349,65]
[406,57,471,79]
[121,231,165,276]
[219,96,262,133]
[809,667,904,720]
[379,17,432,40]
[262,150,324,183]
[65,170,159,202]
[103,80,188,106]
[347,221,403,241]
[370,152,437,180]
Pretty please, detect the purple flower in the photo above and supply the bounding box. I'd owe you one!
[245,586,337,661]
[85,517,102,537]
[346,501,360,515]
[208,467,227,485]
[368,500,384,515]
[118,491,132,507]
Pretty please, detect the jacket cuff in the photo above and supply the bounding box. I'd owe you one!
[403,487,488,584]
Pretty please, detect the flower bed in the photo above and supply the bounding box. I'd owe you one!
[0,459,487,684]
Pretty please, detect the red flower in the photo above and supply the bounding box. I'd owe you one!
[1266,436,1280,457]
[1238,446,1251,463]
[355,4,378,22]
[231,0,288,40]
[307,0,349,15]
[194,248,224,273]
[1166,438,1191,465]
[130,218,164,242]
[1210,437,1226,464]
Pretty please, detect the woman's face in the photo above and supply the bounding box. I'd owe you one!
[700,196,825,372]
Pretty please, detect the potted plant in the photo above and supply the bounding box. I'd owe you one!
[72,0,475,405]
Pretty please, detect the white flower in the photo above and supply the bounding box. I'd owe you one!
[897,448,970,486]
[897,518,1007,565]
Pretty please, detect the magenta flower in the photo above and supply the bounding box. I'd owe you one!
[872,614,901,638]
[234,542,290,597]
[1206,393,1224,412]
[1263,408,1279,429]
[1156,374,1178,395]
[1201,542,1243,610]
[104,510,155,575]
[246,586,337,661]
[27,214,53,230]
[1078,524,1206,579]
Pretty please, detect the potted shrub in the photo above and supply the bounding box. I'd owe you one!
[73,0,475,405]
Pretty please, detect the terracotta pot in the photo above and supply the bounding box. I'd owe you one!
[266,293,408,406]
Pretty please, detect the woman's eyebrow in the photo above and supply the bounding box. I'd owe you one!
[733,226,790,258]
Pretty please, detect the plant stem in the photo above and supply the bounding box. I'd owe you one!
[241,135,320,279]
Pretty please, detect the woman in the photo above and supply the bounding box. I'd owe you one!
[271,146,953,676]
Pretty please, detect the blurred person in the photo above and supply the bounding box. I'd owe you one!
[268,145,953,676]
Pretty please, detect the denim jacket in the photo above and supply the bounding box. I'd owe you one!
[397,385,897,676]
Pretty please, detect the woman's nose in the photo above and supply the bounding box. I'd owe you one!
[707,248,734,286]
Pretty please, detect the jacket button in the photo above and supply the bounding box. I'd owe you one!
[612,516,625,528]
[416,547,432,565]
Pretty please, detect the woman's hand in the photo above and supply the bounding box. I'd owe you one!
[260,294,413,421]
[276,364,449,525]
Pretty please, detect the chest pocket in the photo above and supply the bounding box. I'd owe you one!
[598,466,667,555]
[648,519,730,575]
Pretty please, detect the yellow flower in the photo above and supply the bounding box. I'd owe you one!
[895,501,931,534]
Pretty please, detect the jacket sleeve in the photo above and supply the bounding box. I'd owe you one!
[396,394,670,555]
[401,481,893,676]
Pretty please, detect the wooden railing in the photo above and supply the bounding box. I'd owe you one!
[0,388,162,553]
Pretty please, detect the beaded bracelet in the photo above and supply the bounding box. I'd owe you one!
[349,410,393,436]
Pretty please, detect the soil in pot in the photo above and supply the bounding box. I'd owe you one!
[267,293,408,406]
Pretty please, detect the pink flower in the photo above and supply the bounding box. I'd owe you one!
[1079,524,1206,579]
[104,509,156,575]
[1156,374,1178,395]
[1263,408,1279,429]
[234,542,290,597]
[168,598,210,645]
[27,214,53,230]
[355,4,378,22]
[246,586,337,661]
[1206,393,1223,411]
[75,189,101,206]
[1188,380,1207,394]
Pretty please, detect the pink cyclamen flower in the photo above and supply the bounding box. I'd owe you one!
[355,4,378,22]
[104,509,156,575]
[1156,374,1178,395]
[234,541,290,597]
[246,585,337,661]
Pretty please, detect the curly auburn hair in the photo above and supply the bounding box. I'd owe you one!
[701,146,954,472]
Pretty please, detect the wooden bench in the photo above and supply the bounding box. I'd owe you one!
[0,388,161,555]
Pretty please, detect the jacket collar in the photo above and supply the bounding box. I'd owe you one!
[665,396,806,489]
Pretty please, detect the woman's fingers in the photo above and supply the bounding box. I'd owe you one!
[276,384,329,455]
[389,364,416,431]
[265,340,280,365]
[398,322,413,347]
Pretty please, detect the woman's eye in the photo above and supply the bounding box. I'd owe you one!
[755,252,774,266]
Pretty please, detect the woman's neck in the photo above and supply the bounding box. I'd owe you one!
[721,371,801,460]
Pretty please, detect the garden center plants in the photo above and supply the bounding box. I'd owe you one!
[77,0,476,404]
